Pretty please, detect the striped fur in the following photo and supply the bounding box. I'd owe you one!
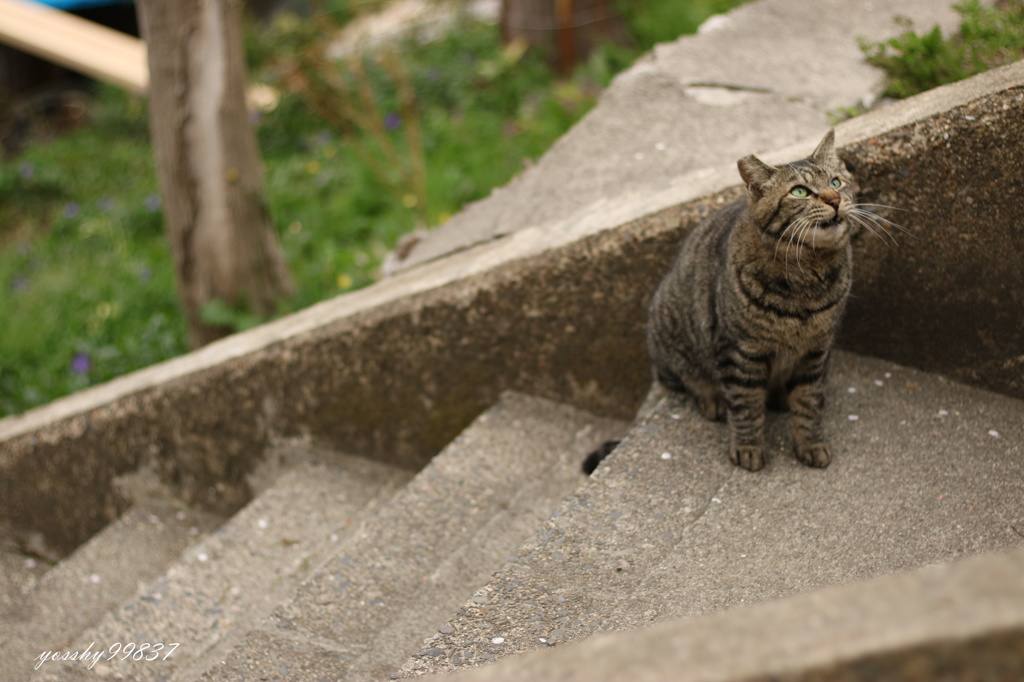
[647,130,855,471]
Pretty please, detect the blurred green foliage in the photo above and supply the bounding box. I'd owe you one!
[861,0,1024,98]
[0,0,750,417]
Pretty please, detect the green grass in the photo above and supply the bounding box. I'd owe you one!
[0,99,176,413]
[0,0,750,418]
[861,0,1024,99]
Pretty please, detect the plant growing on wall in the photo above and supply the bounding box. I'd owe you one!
[861,0,1024,98]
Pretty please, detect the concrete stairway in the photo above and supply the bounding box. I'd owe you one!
[34,454,413,682]
[1,497,223,680]
[13,393,623,681]
[6,366,1021,682]
[14,352,1019,682]
[402,352,1024,678]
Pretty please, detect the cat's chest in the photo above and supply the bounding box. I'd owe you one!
[727,264,842,353]
[733,259,848,324]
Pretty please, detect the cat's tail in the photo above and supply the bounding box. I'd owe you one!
[582,376,686,474]
[582,440,620,475]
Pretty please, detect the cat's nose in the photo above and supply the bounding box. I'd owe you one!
[820,190,841,211]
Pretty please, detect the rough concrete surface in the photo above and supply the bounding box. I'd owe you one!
[0,549,46,629]
[836,91,1024,399]
[195,393,624,682]
[36,454,411,682]
[387,0,972,272]
[1,498,221,682]
[415,545,1024,682]
[403,352,1024,676]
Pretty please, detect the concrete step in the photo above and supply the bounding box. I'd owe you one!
[415,544,1024,682]
[402,351,1024,677]
[1,548,51,674]
[33,450,412,682]
[2,498,222,682]
[0,547,47,621]
[193,392,625,682]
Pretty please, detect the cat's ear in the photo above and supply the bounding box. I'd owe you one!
[737,155,776,199]
[811,129,837,164]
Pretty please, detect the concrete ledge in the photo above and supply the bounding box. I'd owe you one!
[2,60,1022,557]
[421,546,1024,682]
[389,0,974,272]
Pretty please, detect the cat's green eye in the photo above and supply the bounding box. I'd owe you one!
[790,186,810,198]
[829,177,842,189]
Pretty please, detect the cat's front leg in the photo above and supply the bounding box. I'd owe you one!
[717,343,770,470]
[723,385,768,471]
[787,352,832,468]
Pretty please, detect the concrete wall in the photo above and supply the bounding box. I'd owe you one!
[1,61,1022,558]
[841,88,1024,398]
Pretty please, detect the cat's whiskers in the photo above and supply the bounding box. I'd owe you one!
[847,206,910,248]
[849,203,914,242]
[774,221,798,263]
[853,202,910,217]
[848,211,895,247]
[778,219,802,274]
[797,221,810,267]
[810,216,823,255]
[772,234,785,262]
[783,219,802,276]
[788,217,814,275]
[773,220,799,280]
[856,206,914,237]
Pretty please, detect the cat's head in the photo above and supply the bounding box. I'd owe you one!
[736,130,856,251]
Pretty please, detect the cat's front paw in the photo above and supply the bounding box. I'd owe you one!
[730,444,765,471]
[795,442,832,468]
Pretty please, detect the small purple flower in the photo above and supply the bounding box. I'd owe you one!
[137,266,152,283]
[63,202,80,219]
[19,161,34,179]
[11,275,29,292]
[315,130,333,147]
[384,112,401,131]
[98,197,114,213]
[145,194,162,212]
[71,353,91,375]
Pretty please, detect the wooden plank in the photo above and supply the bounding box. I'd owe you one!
[0,0,147,93]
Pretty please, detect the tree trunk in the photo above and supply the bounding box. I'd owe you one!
[501,0,630,75]
[137,0,293,348]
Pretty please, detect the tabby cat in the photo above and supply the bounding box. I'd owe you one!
[647,130,855,471]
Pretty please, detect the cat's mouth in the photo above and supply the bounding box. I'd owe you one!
[820,216,843,230]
